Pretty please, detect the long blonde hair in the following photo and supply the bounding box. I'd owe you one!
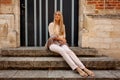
[53,11,65,35]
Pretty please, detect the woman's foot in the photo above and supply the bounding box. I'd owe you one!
[76,67,88,77]
[83,68,95,77]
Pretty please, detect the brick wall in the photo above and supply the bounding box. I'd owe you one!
[87,0,120,10]
[79,0,120,58]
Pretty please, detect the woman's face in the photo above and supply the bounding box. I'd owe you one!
[54,12,61,21]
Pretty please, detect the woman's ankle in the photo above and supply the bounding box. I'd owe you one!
[76,67,82,71]
[76,67,88,77]
[82,68,95,77]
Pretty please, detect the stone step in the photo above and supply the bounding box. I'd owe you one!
[0,57,119,70]
[1,47,102,57]
[0,70,119,80]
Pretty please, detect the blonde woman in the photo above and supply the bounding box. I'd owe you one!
[45,11,95,77]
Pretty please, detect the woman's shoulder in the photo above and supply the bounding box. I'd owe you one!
[49,22,54,26]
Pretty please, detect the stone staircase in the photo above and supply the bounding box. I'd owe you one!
[0,47,120,80]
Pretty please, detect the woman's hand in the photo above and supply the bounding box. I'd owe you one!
[61,38,66,43]
[54,36,67,44]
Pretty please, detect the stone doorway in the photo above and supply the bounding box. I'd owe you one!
[20,0,79,47]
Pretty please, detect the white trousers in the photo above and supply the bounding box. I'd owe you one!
[49,44,85,70]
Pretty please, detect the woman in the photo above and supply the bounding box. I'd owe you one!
[45,11,95,77]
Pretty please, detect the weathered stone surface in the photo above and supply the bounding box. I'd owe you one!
[1,47,101,57]
[109,70,120,78]
[0,14,17,48]
[7,30,17,47]
[0,70,17,78]
[98,49,120,60]
[0,15,14,29]
[0,0,13,13]
[80,15,120,58]
[0,0,20,48]
[0,70,119,80]
[13,70,48,78]
[0,23,8,37]
[0,57,119,70]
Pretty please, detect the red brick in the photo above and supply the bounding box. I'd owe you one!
[86,0,120,10]
[0,0,12,5]
[105,6,114,9]
[87,0,94,1]
[106,0,114,2]
[96,2,104,6]
[87,1,97,4]
[116,6,120,9]
[98,0,104,1]
[96,6,104,9]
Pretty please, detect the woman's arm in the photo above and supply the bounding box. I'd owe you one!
[63,25,66,38]
[49,22,57,37]
[55,25,67,43]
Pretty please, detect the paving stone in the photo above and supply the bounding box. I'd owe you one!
[109,70,120,78]
[0,70,17,78]
[0,70,119,80]
[13,70,48,78]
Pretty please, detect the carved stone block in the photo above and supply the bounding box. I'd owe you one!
[0,14,16,48]
[0,14,14,30]
[0,23,8,37]
[8,30,17,47]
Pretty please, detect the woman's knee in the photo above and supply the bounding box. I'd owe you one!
[62,45,73,52]
[56,47,66,55]
[49,44,56,50]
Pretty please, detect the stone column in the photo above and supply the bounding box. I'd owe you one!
[0,0,20,48]
[78,0,86,47]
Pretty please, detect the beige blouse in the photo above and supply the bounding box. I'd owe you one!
[48,22,66,39]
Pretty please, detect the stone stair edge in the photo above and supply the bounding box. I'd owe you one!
[0,56,119,70]
[0,47,102,57]
[0,47,97,50]
[0,56,118,61]
[0,47,98,53]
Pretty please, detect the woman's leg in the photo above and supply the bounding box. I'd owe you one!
[49,44,88,77]
[49,44,78,70]
[61,45,95,76]
[61,45,85,69]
